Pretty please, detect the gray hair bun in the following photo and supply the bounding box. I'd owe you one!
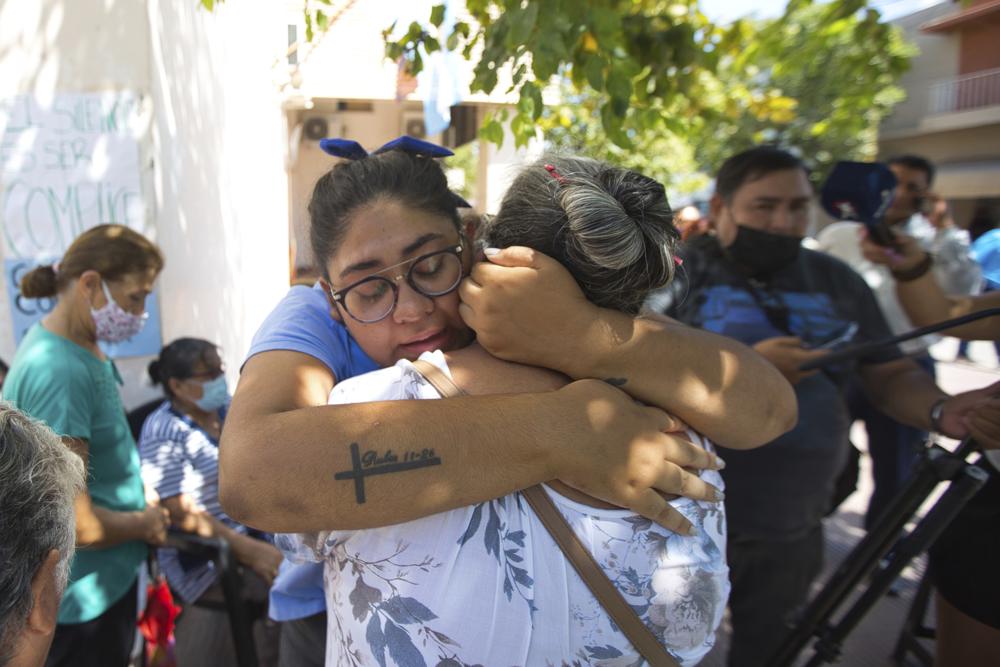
[485,156,679,314]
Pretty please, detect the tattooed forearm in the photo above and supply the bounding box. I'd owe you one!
[334,442,442,504]
[603,377,628,387]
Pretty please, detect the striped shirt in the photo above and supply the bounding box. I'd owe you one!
[139,400,245,603]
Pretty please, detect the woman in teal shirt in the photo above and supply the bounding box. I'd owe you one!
[4,224,171,667]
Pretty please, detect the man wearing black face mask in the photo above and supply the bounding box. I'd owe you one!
[647,146,997,667]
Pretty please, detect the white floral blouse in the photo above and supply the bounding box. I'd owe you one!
[276,351,729,667]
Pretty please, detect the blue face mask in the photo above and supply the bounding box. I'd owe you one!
[195,375,229,412]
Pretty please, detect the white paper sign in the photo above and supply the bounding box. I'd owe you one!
[0,93,160,357]
[0,92,148,259]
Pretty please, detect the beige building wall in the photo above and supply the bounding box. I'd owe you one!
[0,0,291,407]
[288,99,423,271]
[879,1,1000,221]
[284,0,537,275]
[880,2,959,137]
[0,0,152,96]
[0,0,159,406]
[880,123,1000,166]
[1,0,535,409]
[147,0,290,399]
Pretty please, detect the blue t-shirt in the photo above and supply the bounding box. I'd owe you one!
[245,284,377,621]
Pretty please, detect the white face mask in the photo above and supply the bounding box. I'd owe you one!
[91,281,148,343]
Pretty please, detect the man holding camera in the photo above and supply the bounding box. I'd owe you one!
[817,155,981,531]
[650,145,996,666]
[880,156,979,298]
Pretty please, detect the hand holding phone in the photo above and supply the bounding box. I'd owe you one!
[811,322,859,350]
[866,221,897,247]
[922,193,953,230]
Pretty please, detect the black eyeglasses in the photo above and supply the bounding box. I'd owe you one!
[329,245,464,323]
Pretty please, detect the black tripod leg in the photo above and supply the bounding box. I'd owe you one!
[800,464,988,667]
[217,541,260,667]
[891,568,935,666]
[768,446,956,667]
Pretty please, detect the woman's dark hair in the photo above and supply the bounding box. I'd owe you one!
[19,224,164,299]
[148,338,219,398]
[482,156,680,315]
[309,151,461,278]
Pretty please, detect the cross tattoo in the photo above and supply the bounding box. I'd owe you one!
[334,442,442,504]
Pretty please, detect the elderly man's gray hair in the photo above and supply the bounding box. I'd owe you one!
[0,404,85,666]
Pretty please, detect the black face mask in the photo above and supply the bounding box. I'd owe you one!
[724,225,803,277]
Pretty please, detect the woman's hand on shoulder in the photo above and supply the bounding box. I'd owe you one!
[548,379,725,535]
[860,229,926,272]
[458,247,598,374]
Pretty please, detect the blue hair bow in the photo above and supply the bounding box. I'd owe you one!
[319,135,470,208]
[319,135,455,160]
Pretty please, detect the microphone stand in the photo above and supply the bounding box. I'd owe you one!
[799,308,1000,372]
[769,441,987,666]
[769,309,1000,666]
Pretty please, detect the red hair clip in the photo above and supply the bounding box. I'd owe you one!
[544,163,567,184]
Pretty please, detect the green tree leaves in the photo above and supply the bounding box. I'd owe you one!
[223,0,913,193]
[374,0,910,192]
[692,0,915,183]
[385,1,725,150]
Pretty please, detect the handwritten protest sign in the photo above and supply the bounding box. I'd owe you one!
[0,92,161,356]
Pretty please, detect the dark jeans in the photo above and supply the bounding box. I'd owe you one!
[726,526,825,667]
[849,354,936,530]
[45,581,138,667]
[278,612,326,667]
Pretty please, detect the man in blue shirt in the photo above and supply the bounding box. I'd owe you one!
[653,146,992,666]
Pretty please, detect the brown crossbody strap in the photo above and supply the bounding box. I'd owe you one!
[409,359,679,666]
[411,359,466,400]
[519,486,679,666]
